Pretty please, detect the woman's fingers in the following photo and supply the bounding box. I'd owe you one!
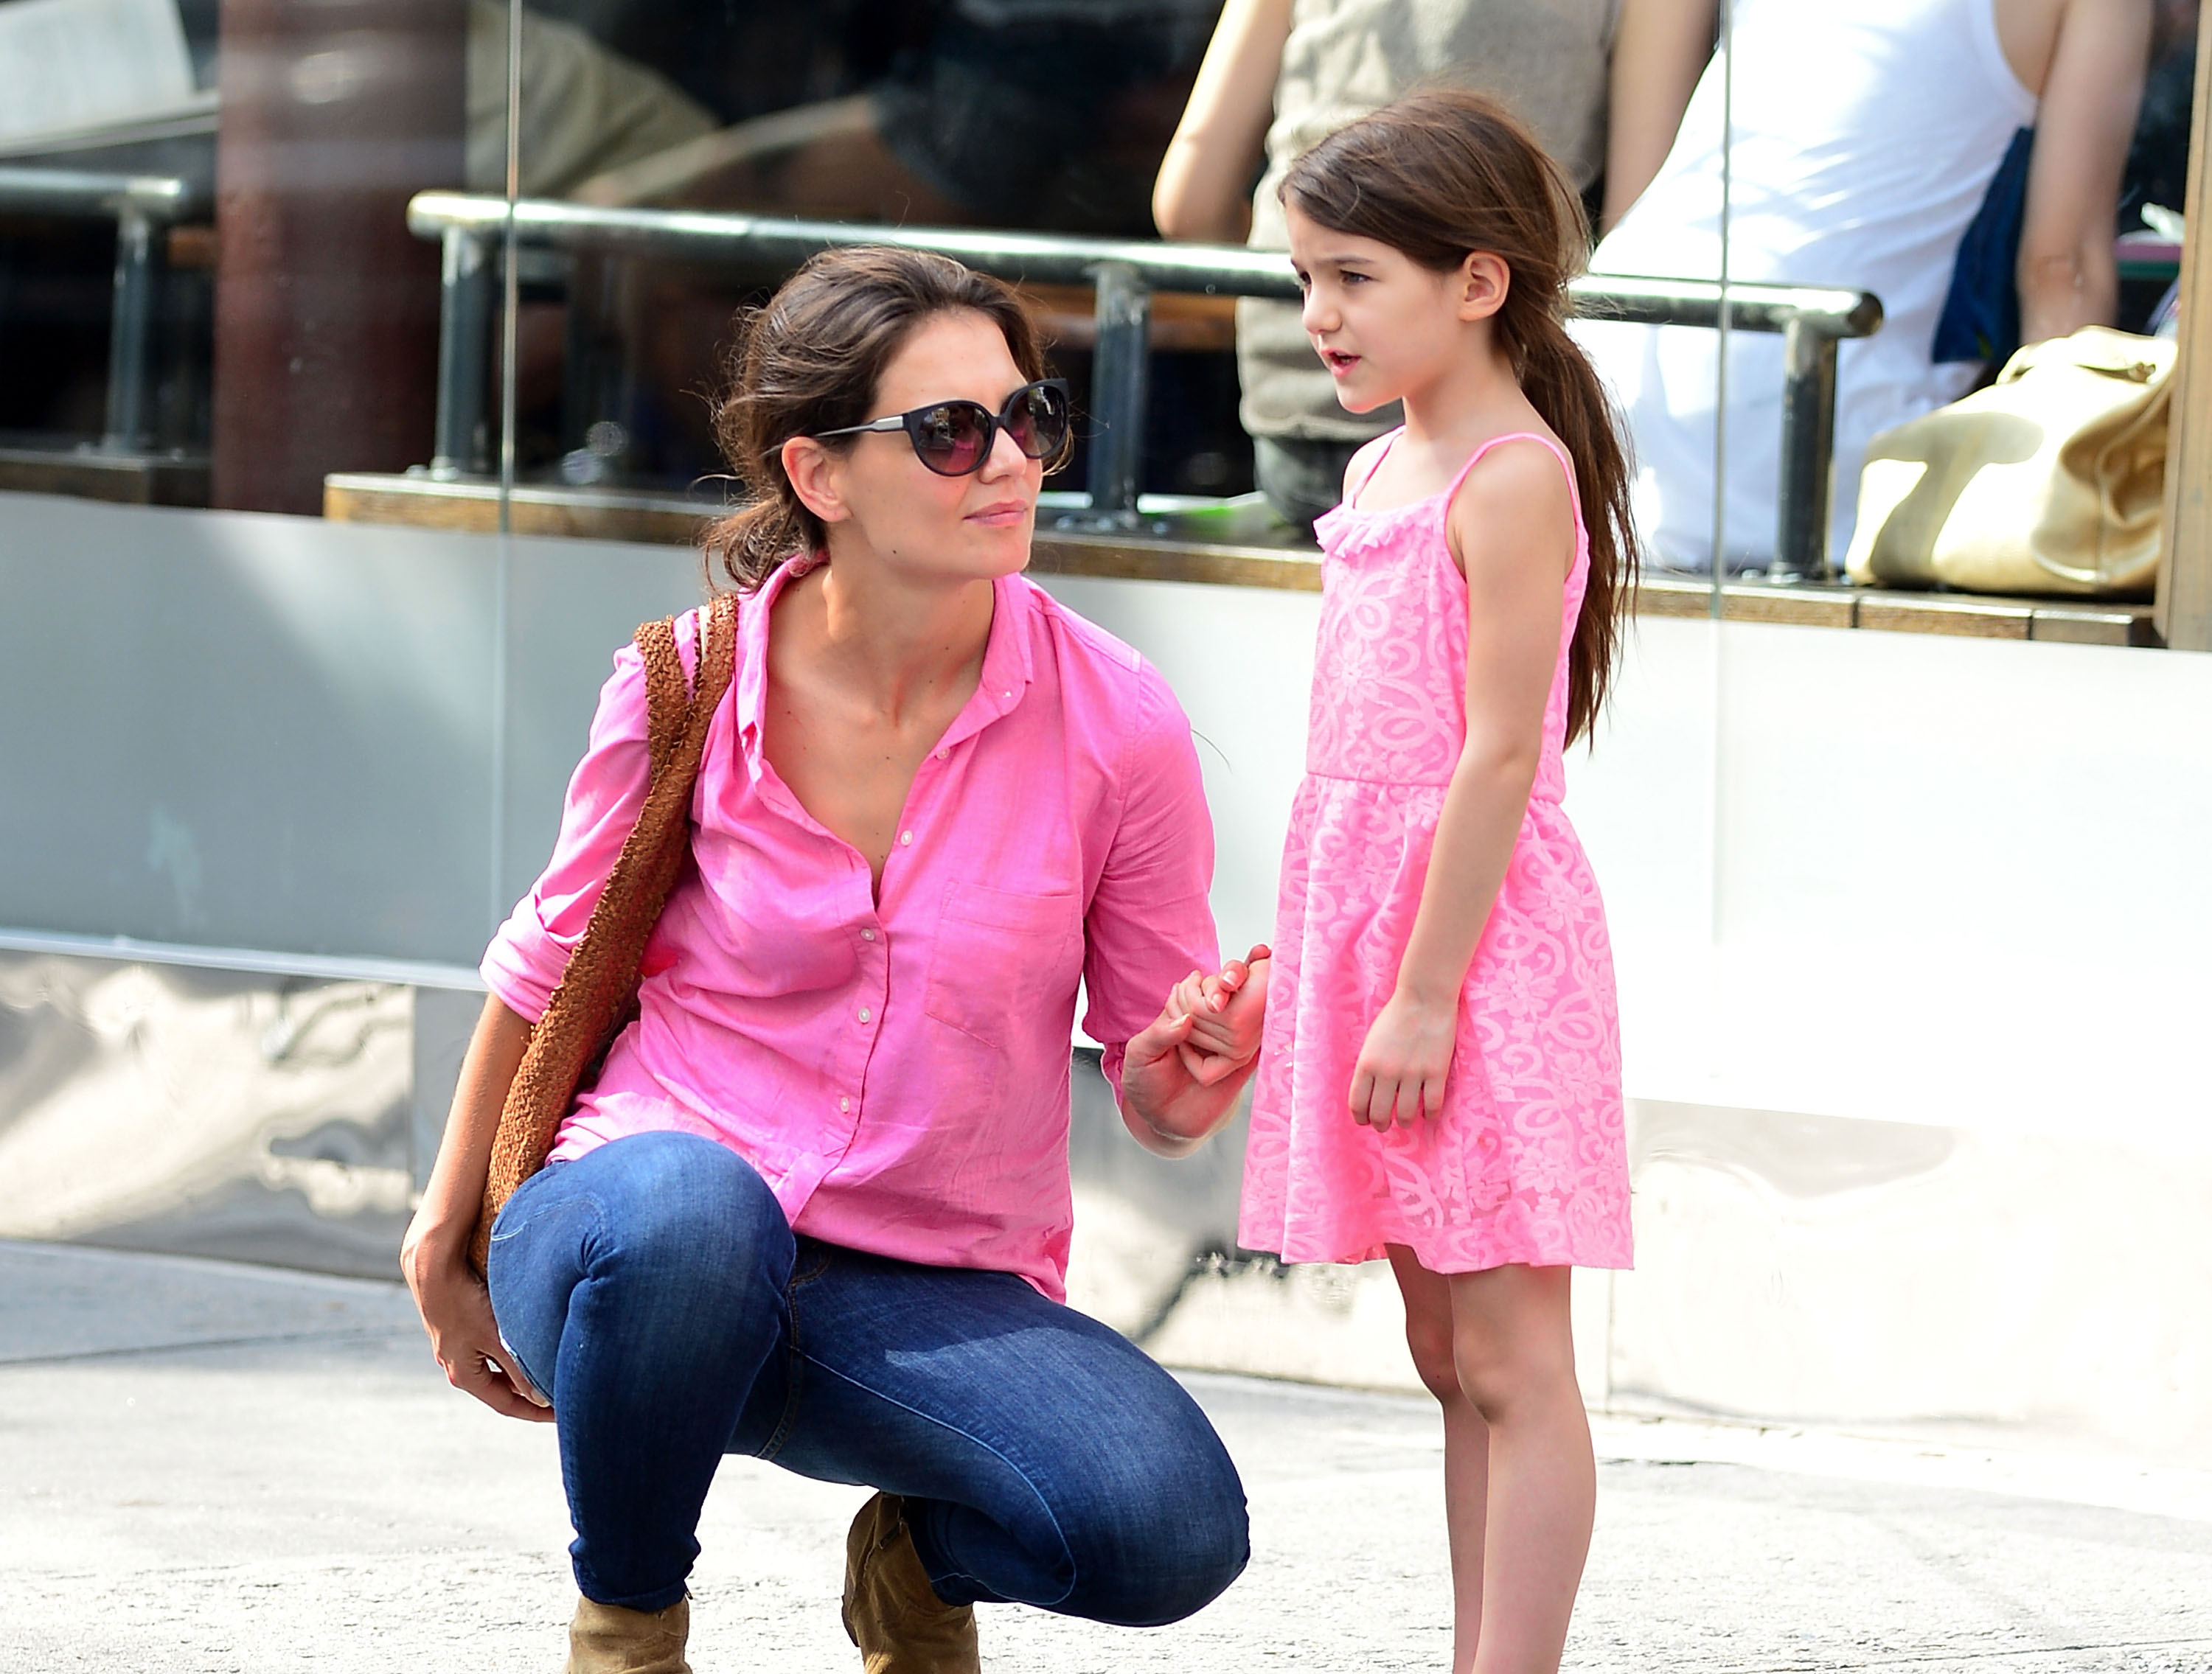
[450,1347,555,1422]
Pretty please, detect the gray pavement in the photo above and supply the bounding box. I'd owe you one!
[3,1241,2210,1673]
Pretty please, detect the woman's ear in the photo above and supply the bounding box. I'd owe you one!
[1456,251,1512,323]
[782,435,850,526]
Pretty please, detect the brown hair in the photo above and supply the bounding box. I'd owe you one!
[1283,88,1638,745]
[703,246,1057,592]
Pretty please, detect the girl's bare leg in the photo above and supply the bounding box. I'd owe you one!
[1387,1246,1490,1674]
[1449,1263,1593,1674]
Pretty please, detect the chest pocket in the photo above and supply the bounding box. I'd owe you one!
[923,882,1084,1048]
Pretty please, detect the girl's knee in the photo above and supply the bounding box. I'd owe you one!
[1404,1316,1462,1406]
[1451,1334,1577,1425]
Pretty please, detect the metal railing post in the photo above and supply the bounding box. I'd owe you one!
[1773,316,1841,582]
[431,226,494,477]
[101,203,160,452]
[1074,260,1151,528]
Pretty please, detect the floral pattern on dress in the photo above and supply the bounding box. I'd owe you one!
[1239,430,1633,1274]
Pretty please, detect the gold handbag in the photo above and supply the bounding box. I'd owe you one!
[1845,326,2173,596]
[468,592,739,1276]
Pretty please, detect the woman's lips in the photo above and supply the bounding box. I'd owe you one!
[967,500,1030,526]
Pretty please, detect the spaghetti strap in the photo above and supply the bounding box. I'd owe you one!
[1343,428,1404,511]
[1442,429,1578,512]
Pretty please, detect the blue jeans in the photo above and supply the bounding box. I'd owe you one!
[486,1131,1250,1622]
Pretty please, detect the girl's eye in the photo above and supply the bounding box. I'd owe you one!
[1341,271,1368,285]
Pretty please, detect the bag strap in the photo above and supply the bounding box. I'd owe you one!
[469,593,741,1275]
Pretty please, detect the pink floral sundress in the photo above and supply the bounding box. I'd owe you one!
[1239,429,1633,1273]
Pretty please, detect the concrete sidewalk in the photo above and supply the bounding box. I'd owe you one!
[3,1241,2210,1674]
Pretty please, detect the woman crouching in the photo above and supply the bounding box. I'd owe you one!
[401,246,1266,1674]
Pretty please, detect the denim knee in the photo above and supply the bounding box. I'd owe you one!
[1068,1433,1250,1627]
[576,1131,790,1291]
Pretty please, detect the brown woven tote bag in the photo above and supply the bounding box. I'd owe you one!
[467,592,740,1276]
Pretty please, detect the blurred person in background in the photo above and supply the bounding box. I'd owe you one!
[1573,0,2152,573]
[1152,0,1720,534]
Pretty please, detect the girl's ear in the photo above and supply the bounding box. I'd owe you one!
[1456,252,1512,323]
[782,435,851,526]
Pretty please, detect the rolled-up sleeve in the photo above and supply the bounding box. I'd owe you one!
[1081,662,1221,1098]
[480,643,654,1023]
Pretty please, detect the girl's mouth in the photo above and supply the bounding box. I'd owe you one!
[1320,348,1360,377]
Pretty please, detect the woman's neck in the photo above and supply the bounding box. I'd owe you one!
[784,549,995,726]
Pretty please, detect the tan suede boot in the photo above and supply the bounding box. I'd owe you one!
[566,1594,692,1674]
[841,1492,981,1674]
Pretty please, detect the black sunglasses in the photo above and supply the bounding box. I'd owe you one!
[815,378,1072,478]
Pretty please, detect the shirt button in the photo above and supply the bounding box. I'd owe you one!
[899,831,913,846]
[858,1007,872,1023]
[860,927,877,941]
[935,748,947,760]
[839,1096,852,1112]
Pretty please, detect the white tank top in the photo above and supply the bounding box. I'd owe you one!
[1572,0,2038,569]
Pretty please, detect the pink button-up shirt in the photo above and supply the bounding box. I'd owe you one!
[482,559,1219,1300]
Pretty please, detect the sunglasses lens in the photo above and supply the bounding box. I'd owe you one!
[911,403,991,475]
[1007,383,1069,460]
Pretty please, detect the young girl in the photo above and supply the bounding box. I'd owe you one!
[1225,88,1638,1673]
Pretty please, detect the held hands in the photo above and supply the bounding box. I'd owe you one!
[1164,946,1272,1084]
[399,1214,554,1423]
[1119,944,1272,1151]
[1349,986,1458,1131]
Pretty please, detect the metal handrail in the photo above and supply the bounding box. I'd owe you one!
[0,168,209,453]
[407,192,1885,577]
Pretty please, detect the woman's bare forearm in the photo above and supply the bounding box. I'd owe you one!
[1601,0,1717,231]
[406,994,532,1260]
[1152,0,1292,242]
[2019,245,2118,345]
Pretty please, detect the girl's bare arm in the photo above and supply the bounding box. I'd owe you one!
[1152,0,1293,243]
[398,994,552,1420]
[1349,442,1571,1128]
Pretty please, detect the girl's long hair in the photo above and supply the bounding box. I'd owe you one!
[1283,88,1638,745]
[703,246,1057,592]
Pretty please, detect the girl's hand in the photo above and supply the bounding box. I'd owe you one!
[1167,945,1272,1081]
[400,1214,554,1423]
[1121,945,1273,1154]
[1349,988,1458,1131]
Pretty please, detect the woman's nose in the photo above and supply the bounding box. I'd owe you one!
[979,421,1029,479]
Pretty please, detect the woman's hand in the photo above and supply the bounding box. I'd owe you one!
[400,1212,554,1423]
[1120,945,1272,1154]
[1349,987,1458,1131]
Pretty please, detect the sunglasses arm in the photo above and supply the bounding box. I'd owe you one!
[815,416,910,440]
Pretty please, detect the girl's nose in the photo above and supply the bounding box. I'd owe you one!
[1300,289,1335,335]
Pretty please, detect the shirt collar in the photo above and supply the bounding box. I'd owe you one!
[729,556,1038,761]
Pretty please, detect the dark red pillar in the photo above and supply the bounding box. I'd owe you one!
[212,0,465,515]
